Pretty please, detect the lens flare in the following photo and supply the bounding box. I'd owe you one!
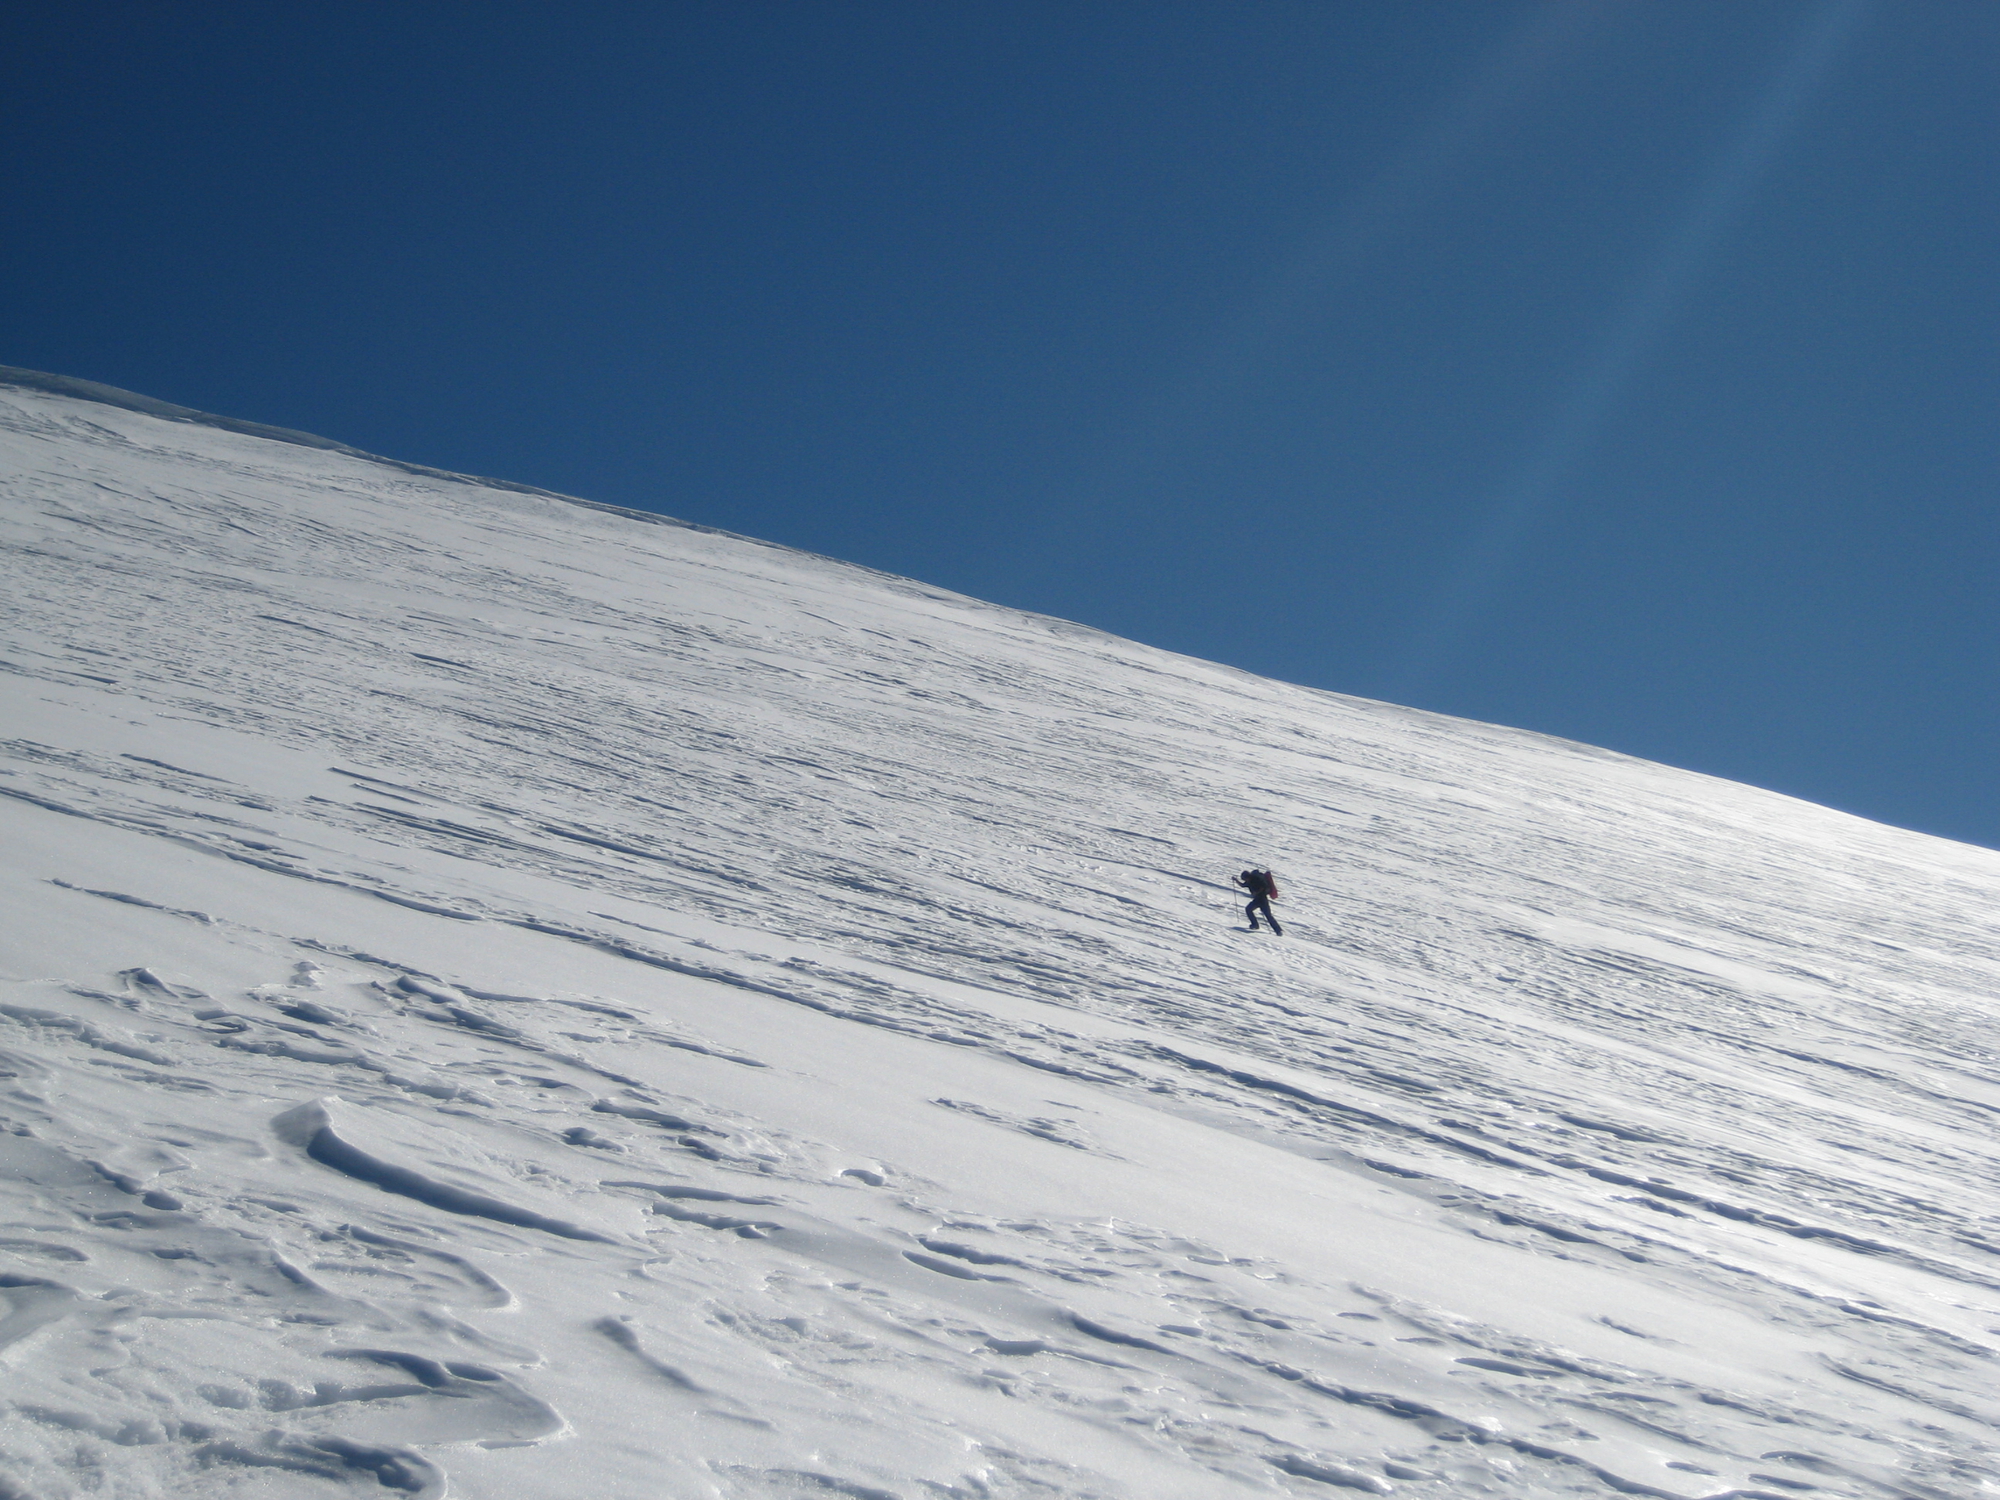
[1392,0,1872,699]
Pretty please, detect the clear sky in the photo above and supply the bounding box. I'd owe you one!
[6,2,1996,848]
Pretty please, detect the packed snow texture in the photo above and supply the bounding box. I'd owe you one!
[4,368,2000,1500]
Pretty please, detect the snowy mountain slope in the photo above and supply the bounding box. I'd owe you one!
[3,369,2000,1500]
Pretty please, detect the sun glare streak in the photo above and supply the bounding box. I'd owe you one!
[1390,0,1872,700]
[1066,2,1603,528]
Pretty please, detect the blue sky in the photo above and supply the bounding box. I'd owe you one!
[6,2,1997,848]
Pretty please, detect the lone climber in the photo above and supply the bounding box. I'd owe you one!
[1233,868,1283,935]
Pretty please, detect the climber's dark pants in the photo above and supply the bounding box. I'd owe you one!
[1246,895,1282,935]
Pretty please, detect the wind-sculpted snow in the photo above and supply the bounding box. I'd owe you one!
[5,372,2000,1499]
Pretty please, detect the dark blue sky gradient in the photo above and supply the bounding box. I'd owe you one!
[6,3,1997,846]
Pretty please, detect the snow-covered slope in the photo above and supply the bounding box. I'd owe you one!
[4,370,2000,1500]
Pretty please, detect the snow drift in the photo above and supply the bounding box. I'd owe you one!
[3,366,1999,1500]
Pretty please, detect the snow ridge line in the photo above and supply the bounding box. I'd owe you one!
[1145,1043,1548,1174]
[1233,1350,1689,1498]
[0,781,483,921]
[1560,1159,2000,1297]
[271,1100,614,1243]
[0,364,1103,631]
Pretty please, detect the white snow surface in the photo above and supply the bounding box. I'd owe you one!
[4,373,2000,1500]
